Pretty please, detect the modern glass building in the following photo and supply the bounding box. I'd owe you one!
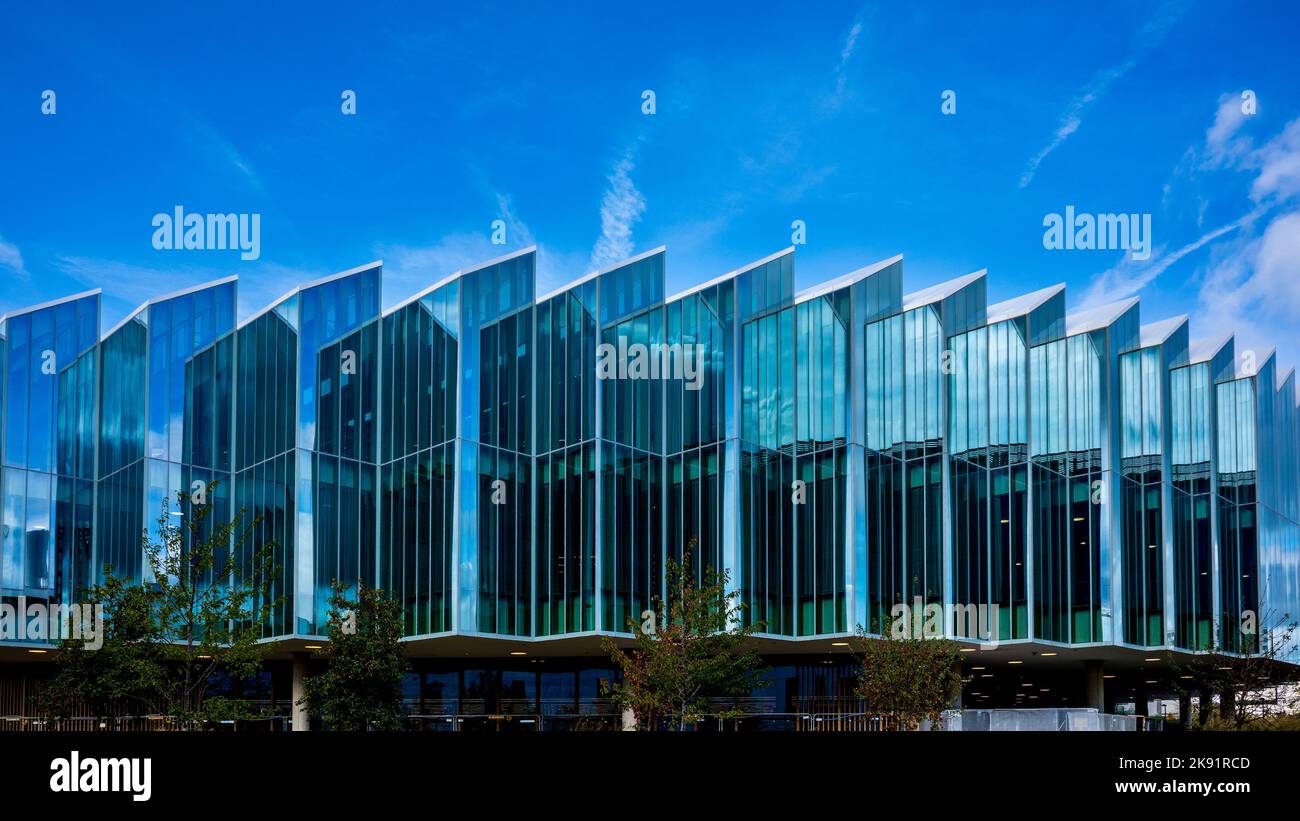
[3,246,1299,720]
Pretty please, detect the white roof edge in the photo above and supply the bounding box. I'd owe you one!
[385,246,540,316]
[105,275,243,340]
[536,270,600,304]
[1138,314,1189,348]
[239,288,298,330]
[986,283,1065,324]
[1065,295,1140,335]
[101,302,150,340]
[1188,333,1233,364]
[794,253,903,304]
[297,259,383,292]
[902,269,987,311]
[667,247,797,303]
[458,245,537,279]
[1235,346,1276,379]
[383,268,464,318]
[0,287,103,324]
[588,244,664,279]
[238,260,385,330]
[148,274,239,307]
[536,245,664,304]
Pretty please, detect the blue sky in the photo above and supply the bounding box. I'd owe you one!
[2,1,1298,369]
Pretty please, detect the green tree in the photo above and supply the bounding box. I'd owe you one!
[300,581,409,731]
[44,483,279,726]
[601,547,768,731]
[852,619,964,730]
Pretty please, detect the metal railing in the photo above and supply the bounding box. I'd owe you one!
[0,714,291,732]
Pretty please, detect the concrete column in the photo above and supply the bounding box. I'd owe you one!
[1178,693,1192,730]
[1134,681,1149,718]
[620,708,637,731]
[1084,660,1105,711]
[291,652,310,732]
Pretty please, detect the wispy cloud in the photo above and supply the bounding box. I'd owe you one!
[1019,1,1187,188]
[372,189,593,305]
[376,231,500,307]
[590,148,647,271]
[826,9,869,111]
[495,192,535,247]
[55,255,186,312]
[1080,208,1261,307]
[187,118,265,194]
[0,236,28,281]
[53,254,316,327]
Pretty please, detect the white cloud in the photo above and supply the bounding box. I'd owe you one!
[1020,1,1187,188]
[1194,210,1300,368]
[0,236,27,280]
[1204,93,1250,166]
[590,150,646,271]
[1249,117,1300,204]
[1080,209,1261,307]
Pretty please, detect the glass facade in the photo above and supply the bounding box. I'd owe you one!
[1,291,99,613]
[3,248,1299,663]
